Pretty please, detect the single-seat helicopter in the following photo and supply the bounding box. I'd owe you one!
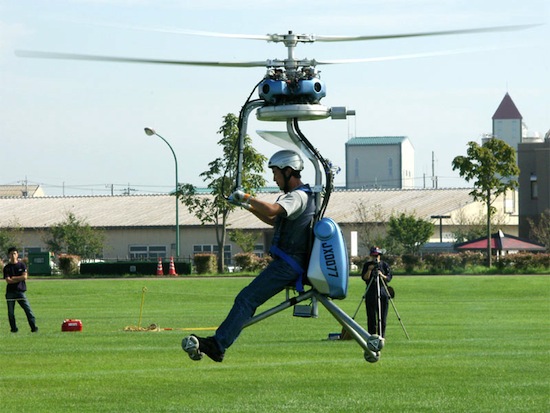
[16,23,539,362]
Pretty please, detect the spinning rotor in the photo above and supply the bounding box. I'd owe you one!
[16,24,539,113]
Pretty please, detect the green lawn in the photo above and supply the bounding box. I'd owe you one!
[1,276,548,412]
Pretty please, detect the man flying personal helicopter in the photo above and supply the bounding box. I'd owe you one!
[15,22,540,363]
[182,149,315,362]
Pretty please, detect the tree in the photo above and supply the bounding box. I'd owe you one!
[228,229,259,254]
[528,209,550,251]
[387,212,434,255]
[451,209,510,243]
[452,138,519,267]
[45,212,105,259]
[177,113,267,273]
[353,201,389,252]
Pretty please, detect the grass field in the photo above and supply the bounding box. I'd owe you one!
[1,275,548,412]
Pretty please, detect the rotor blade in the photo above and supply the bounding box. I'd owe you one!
[91,22,273,41]
[314,46,514,65]
[313,23,541,42]
[60,21,542,45]
[15,50,268,68]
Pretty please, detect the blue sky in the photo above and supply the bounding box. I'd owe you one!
[1,0,548,196]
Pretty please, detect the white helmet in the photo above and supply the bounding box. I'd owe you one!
[268,150,304,171]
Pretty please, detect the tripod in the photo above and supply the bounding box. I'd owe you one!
[380,276,410,340]
[365,266,410,340]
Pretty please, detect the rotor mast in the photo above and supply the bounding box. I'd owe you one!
[267,31,317,79]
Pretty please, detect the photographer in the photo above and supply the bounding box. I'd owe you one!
[361,246,392,338]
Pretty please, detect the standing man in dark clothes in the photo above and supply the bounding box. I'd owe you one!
[4,247,38,333]
[361,246,392,338]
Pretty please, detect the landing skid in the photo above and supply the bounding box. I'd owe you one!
[242,288,384,363]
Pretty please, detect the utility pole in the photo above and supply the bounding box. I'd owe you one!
[432,151,435,189]
[122,184,136,196]
[18,177,29,197]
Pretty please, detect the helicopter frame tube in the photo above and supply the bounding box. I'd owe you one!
[242,288,382,362]
[234,100,383,363]
[236,100,265,190]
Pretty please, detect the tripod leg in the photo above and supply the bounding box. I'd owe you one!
[351,290,366,320]
[362,275,375,315]
[376,273,383,337]
[381,279,410,340]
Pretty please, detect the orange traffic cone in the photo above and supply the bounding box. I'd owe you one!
[156,257,164,276]
[168,256,178,276]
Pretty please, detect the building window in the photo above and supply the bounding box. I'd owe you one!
[504,198,515,214]
[388,158,393,177]
[253,244,265,258]
[530,174,538,200]
[194,244,232,264]
[129,245,167,260]
[354,158,359,178]
[149,246,168,259]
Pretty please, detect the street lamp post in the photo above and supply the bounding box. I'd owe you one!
[431,215,451,243]
[144,127,180,258]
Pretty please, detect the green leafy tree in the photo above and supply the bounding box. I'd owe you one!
[452,138,519,266]
[387,212,434,255]
[528,209,550,251]
[228,229,259,254]
[177,113,267,273]
[45,212,105,259]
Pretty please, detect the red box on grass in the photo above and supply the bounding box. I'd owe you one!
[62,319,83,332]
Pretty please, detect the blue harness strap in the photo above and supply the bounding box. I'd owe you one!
[269,184,314,293]
[269,245,306,292]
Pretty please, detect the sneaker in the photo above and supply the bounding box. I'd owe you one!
[183,334,224,362]
[31,327,39,333]
[182,335,203,361]
[10,328,18,333]
[197,335,225,362]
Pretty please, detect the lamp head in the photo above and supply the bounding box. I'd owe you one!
[144,127,155,136]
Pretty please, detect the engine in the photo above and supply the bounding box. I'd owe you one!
[259,67,327,105]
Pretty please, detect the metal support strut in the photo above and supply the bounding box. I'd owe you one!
[242,288,383,363]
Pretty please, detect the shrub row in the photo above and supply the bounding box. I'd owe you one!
[494,252,550,271]
[352,252,549,274]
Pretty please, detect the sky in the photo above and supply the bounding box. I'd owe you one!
[1,0,548,197]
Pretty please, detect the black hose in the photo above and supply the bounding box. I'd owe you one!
[293,118,333,221]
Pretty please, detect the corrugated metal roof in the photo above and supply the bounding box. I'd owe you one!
[0,185,44,197]
[346,136,407,146]
[325,188,475,223]
[0,188,481,230]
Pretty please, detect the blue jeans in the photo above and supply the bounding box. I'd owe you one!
[214,258,300,351]
[6,291,37,332]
